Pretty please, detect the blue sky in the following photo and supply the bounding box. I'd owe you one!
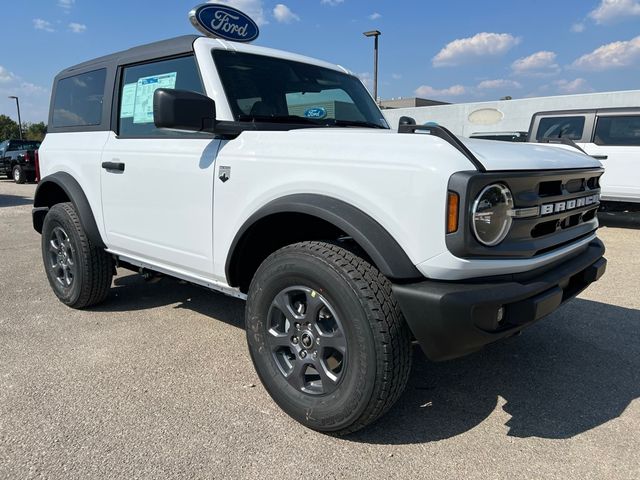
[1,0,640,123]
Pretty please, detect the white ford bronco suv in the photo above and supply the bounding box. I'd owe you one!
[33,7,607,434]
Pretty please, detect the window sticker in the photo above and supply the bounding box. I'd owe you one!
[120,83,137,118]
[132,72,177,124]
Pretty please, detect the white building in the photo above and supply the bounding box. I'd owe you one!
[382,90,640,137]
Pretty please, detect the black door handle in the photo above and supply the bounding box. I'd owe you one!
[592,155,608,160]
[102,161,125,171]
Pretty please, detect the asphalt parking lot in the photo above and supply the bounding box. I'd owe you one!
[0,179,638,479]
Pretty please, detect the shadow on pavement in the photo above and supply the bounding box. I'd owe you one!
[93,272,246,329]
[0,192,33,208]
[351,298,639,444]
[93,273,640,444]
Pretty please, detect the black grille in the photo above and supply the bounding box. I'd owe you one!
[447,168,604,259]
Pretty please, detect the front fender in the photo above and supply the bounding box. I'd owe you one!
[226,193,422,284]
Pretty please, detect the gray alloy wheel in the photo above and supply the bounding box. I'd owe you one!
[13,165,25,184]
[246,241,412,434]
[47,226,77,288]
[41,202,113,308]
[267,286,347,395]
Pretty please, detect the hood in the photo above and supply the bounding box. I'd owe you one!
[460,137,602,171]
[278,127,602,172]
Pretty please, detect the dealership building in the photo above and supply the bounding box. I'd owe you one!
[381,90,640,136]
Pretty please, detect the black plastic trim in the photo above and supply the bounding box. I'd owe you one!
[225,194,421,285]
[33,172,105,248]
[446,168,603,259]
[393,239,606,361]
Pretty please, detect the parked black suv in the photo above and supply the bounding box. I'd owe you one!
[0,139,41,183]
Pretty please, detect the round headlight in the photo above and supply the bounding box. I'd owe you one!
[472,184,514,246]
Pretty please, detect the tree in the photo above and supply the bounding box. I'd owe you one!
[0,115,20,141]
[25,122,47,142]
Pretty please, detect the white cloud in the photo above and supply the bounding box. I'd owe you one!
[477,79,522,89]
[33,18,55,32]
[369,12,382,20]
[0,66,16,83]
[273,4,299,23]
[18,82,48,96]
[571,22,586,33]
[57,0,75,9]
[512,51,559,74]
[68,22,87,33]
[572,35,640,70]
[589,0,640,24]
[0,69,50,122]
[391,73,402,80]
[415,84,466,98]
[432,33,520,67]
[554,78,594,94]
[321,0,344,5]
[209,0,268,26]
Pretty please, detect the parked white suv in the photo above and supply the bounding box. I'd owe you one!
[529,108,640,206]
[34,34,607,434]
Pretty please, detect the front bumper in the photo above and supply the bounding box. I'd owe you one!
[393,239,606,361]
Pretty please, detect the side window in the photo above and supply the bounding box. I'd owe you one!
[594,115,640,146]
[536,116,585,141]
[118,55,207,138]
[52,69,106,128]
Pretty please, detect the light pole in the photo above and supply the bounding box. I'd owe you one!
[363,30,381,103]
[8,96,23,140]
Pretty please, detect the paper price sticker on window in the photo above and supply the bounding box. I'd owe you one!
[133,72,177,124]
[120,83,137,118]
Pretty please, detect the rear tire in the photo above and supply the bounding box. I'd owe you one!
[13,165,25,184]
[41,202,113,308]
[246,241,412,435]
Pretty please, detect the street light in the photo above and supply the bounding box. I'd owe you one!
[8,96,23,140]
[363,30,381,103]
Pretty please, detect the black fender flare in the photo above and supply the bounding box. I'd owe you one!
[33,172,106,248]
[225,193,422,285]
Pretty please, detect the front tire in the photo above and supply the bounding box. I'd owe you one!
[246,241,412,434]
[13,165,25,184]
[41,202,113,308]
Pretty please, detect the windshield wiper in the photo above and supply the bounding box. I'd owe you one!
[238,114,319,125]
[329,119,387,129]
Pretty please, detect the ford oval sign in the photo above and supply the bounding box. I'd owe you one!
[189,3,259,43]
[304,107,328,119]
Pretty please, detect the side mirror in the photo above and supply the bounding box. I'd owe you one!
[398,116,416,128]
[153,89,216,132]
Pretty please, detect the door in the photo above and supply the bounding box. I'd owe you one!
[582,114,640,203]
[100,55,220,278]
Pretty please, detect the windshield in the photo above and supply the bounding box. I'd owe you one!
[8,141,40,151]
[212,50,388,129]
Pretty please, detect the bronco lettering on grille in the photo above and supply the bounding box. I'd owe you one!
[540,194,599,216]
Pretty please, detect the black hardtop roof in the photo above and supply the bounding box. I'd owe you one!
[56,35,200,78]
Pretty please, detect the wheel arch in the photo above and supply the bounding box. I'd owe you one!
[225,194,421,292]
[33,172,105,248]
